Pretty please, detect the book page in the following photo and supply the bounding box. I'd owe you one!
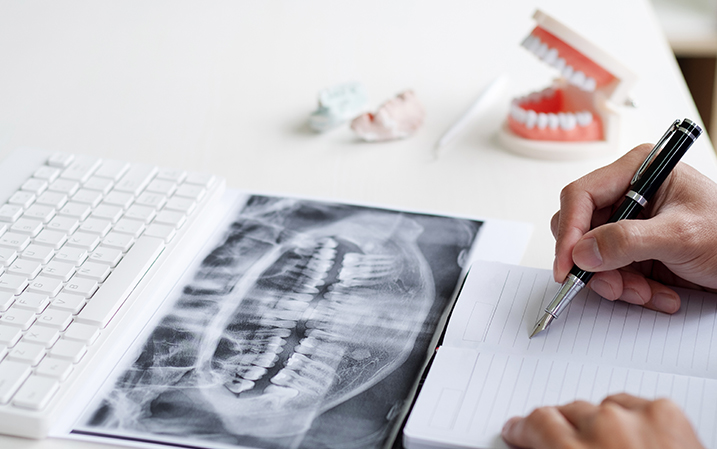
[405,262,717,449]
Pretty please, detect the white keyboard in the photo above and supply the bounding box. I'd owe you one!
[0,149,225,438]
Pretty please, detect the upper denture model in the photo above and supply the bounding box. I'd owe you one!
[499,9,637,160]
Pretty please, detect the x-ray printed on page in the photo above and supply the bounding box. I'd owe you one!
[72,194,483,449]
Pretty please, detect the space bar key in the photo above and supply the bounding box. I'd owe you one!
[76,236,165,328]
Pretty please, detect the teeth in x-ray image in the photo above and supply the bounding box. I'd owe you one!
[83,196,481,449]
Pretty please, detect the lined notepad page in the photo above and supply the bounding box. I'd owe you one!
[404,262,717,449]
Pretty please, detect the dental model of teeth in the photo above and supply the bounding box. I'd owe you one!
[498,9,637,160]
[350,90,426,142]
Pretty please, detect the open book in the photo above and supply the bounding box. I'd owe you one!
[404,262,717,449]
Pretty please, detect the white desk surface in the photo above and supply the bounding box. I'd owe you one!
[0,1,716,448]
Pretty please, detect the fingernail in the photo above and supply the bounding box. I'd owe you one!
[653,293,679,313]
[573,237,603,270]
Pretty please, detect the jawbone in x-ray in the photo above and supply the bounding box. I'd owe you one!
[79,195,482,449]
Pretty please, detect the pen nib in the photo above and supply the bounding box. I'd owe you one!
[530,313,555,339]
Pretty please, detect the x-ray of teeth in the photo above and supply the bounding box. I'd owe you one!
[77,195,481,449]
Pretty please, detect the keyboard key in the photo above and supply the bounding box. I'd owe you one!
[63,322,99,345]
[36,309,72,330]
[63,276,98,298]
[79,218,112,236]
[0,308,35,329]
[146,179,177,196]
[71,189,103,207]
[13,292,50,313]
[113,218,145,237]
[21,244,55,263]
[185,172,216,187]
[114,165,157,196]
[156,168,186,183]
[144,223,176,243]
[88,246,122,267]
[48,340,86,363]
[59,156,101,183]
[0,204,23,223]
[35,191,68,209]
[22,324,60,348]
[7,341,45,365]
[0,292,15,312]
[154,210,186,229]
[13,375,59,410]
[135,192,166,209]
[7,191,36,208]
[0,232,31,250]
[11,219,43,236]
[32,166,61,182]
[175,184,206,201]
[47,153,74,168]
[124,205,156,223]
[102,232,134,252]
[49,292,85,314]
[0,360,32,403]
[23,205,55,223]
[53,246,88,266]
[76,261,110,281]
[48,179,79,196]
[33,229,68,249]
[165,197,196,214]
[0,248,18,267]
[94,160,130,181]
[103,191,133,209]
[27,276,63,297]
[90,204,123,222]
[82,176,113,194]
[66,232,100,251]
[6,259,40,278]
[58,201,91,220]
[0,325,22,346]
[46,216,79,234]
[20,179,48,195]
[35,358,73,381]
[76,236,164,327]
[41,261,75,281]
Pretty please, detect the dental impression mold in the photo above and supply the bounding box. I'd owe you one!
[499,10,637,160]
[351,90,425,142]
[309,82,369,132]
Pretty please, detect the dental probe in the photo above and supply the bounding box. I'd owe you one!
[530,118,702,338]
[434,76,507,158]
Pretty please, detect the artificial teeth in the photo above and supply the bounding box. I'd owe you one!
[548,113,559,129]
[543,48,558,65]
[562,65,574,80]
[576,111,593,126]
[584,77,596,92]
[571,71,586,87]
[537,113,549,130]
[525,110,538,129]
[558,113,577,130]
[554,57,566,72]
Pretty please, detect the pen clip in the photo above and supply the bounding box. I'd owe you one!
[631,119,681,185]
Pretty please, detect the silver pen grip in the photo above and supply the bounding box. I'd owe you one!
[545,273,585,318]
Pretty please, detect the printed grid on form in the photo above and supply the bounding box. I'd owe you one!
[424,263,717,448]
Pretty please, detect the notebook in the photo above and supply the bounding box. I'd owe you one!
[404,261,717,449]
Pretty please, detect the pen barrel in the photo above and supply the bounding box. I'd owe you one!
[632,119,702,201]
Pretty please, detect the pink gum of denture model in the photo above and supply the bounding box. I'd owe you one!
[351,91,425,142]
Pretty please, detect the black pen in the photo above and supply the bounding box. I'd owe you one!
[531,118,703,338]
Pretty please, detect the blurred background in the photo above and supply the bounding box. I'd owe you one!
[652,0,717,148]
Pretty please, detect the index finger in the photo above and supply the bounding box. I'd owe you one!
[554,144,654,281]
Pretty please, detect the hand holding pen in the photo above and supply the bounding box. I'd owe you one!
[532,118,717,336]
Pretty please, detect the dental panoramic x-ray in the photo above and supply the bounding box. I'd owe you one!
[499,9,637,160]
[74,195,482,449]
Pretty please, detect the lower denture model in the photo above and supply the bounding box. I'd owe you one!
[499,10,637,160]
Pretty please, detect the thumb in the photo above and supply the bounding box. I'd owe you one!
[572,216,677,272]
